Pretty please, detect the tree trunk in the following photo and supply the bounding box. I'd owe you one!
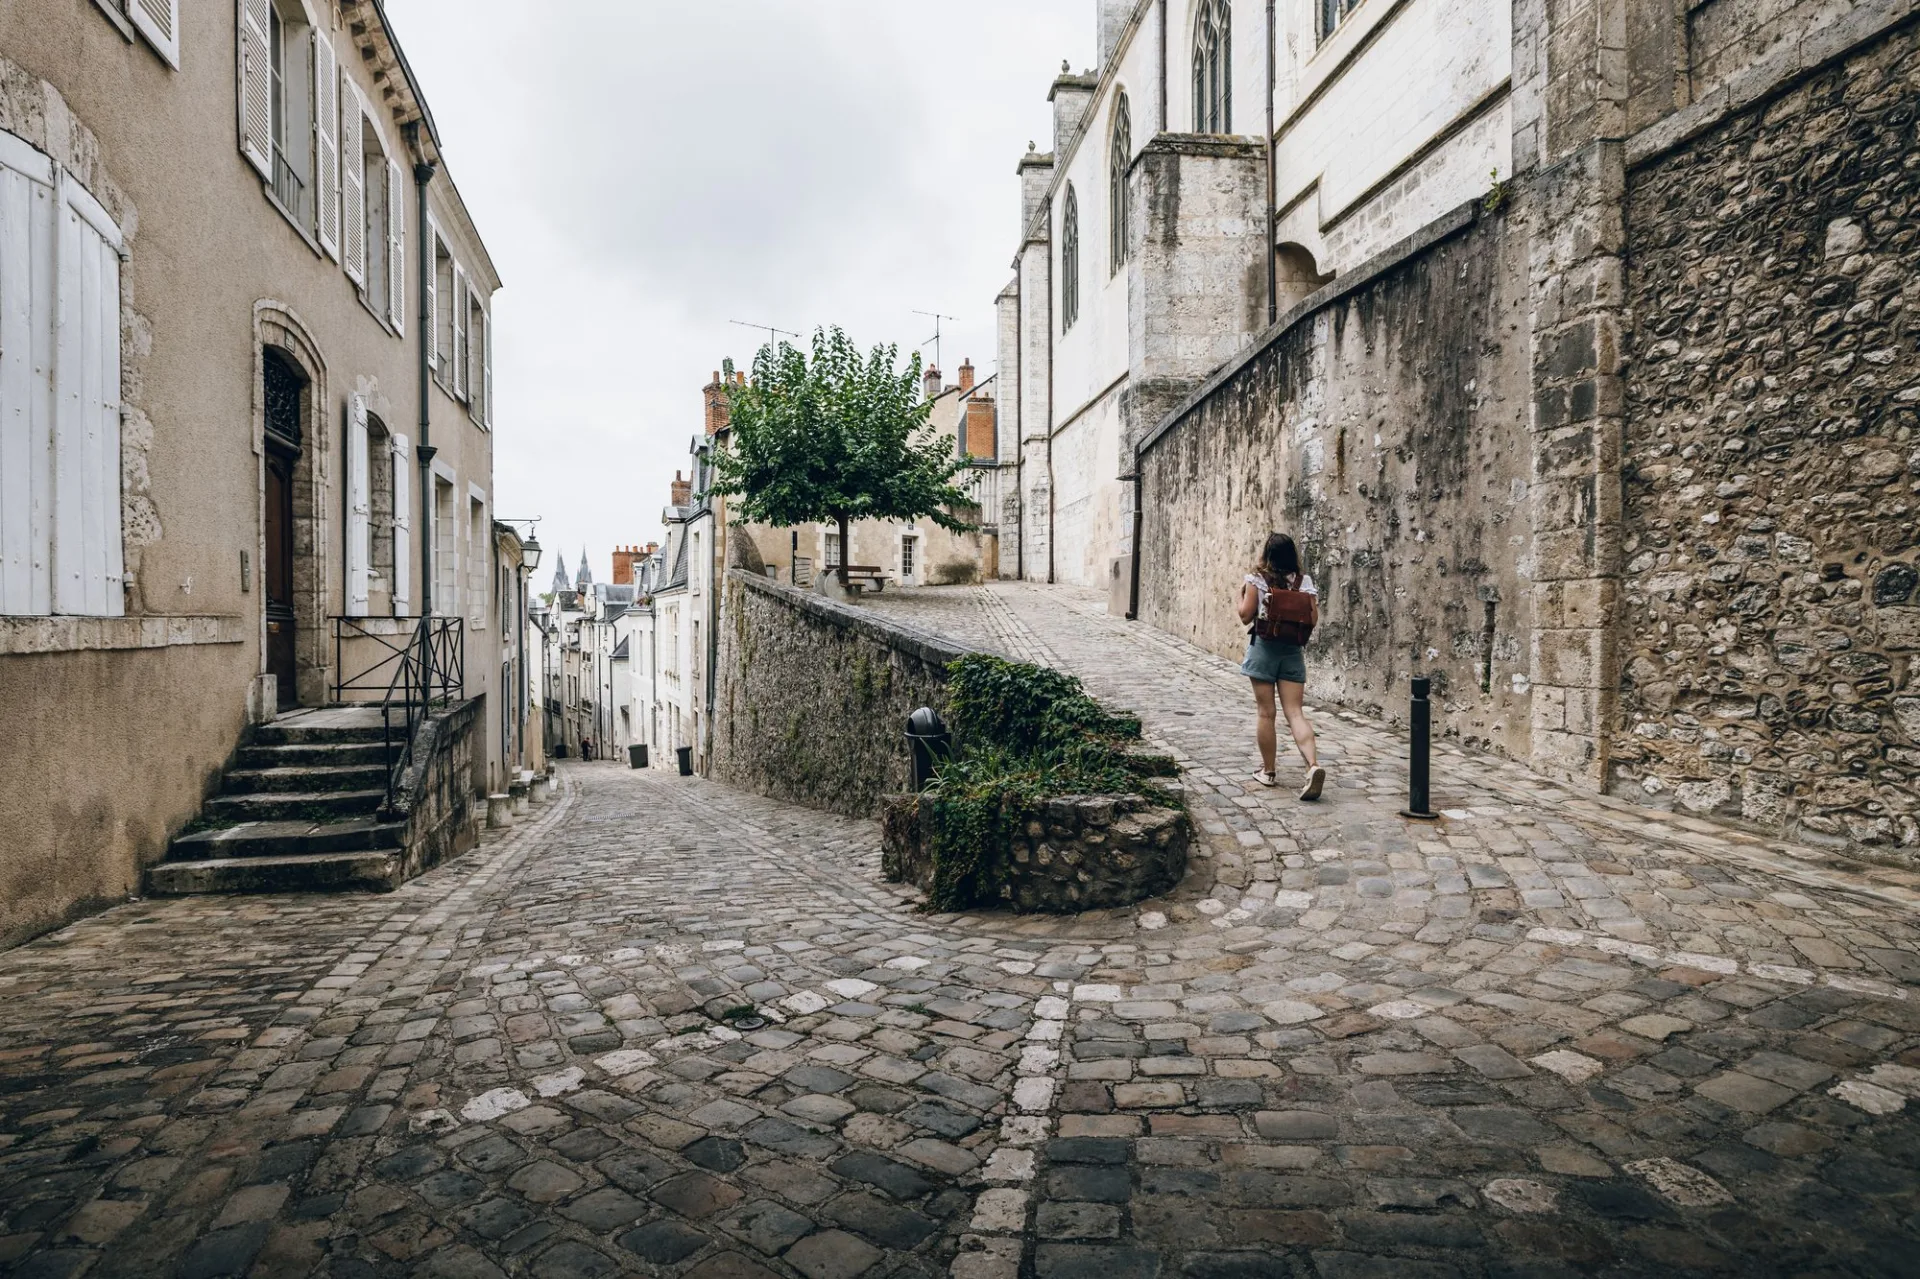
[836,512,850,586]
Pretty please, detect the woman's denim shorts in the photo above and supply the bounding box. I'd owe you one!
[1242,637,1307,685]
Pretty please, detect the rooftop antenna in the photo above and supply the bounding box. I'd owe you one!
[729,319,801,360]
[914,310,958,376]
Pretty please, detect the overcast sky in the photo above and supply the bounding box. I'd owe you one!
[391,1,1090,586]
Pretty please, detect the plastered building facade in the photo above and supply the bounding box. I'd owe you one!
[0,0,519,945]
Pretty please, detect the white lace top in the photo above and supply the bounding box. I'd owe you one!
[1244,572,1318,597]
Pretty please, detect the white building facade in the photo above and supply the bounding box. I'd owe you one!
[998,0,1511,601]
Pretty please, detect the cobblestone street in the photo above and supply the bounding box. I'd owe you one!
[2,586,1919,1278]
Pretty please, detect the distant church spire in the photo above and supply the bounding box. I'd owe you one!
[551,549,570,595]
[576,550,593,590]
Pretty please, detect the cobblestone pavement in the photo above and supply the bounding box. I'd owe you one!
[855,584,1920,1278]
[2,587,1919,1279]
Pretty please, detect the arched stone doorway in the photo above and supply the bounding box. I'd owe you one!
[254,305,331,711]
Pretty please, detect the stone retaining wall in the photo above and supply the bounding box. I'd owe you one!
[882,793,1189,913]
[712,570,970,819]
[393,697,483,882]
[1616,16,1920,856]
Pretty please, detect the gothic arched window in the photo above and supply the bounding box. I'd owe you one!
[1193,0,1231,134]
[1110,93,1132,275]
[1062,185,1080,331]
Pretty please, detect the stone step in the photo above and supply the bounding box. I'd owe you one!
[147,850,402,896]
[236,740,392,769]
[201,789,387,823]
[250,722,391,747]
[167,817,407,861]
[221,764,390,795]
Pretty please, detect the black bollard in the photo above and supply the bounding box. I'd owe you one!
[905,707,951,792]
[1401,677,1439,821]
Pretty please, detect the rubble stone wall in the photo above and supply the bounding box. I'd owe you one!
[712,571,969,819]
[1616,16,1920,859]
[1136,203,1539,761]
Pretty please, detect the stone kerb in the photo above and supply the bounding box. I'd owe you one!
[881,791,1190,914]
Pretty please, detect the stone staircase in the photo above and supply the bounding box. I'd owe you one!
[148,707,412,895]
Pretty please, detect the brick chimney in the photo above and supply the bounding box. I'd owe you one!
[612,545,643,586]
[958,359,975,394]
[704,372,731,437]
[923,365,943,401]
[670,470,691,508]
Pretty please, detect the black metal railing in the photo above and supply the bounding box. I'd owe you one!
[272,154,311,231]
[333,616,465,812]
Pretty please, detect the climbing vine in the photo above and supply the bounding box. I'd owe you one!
[921,655,1175,911]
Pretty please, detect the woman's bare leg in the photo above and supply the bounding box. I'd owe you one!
[1277,679,1318,769]
[1251,679,1278,774]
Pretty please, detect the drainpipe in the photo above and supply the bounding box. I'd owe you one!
[407,124,438,699]
[1013,274,1024,581]
[1265,0,1278,326]
[1159,0,1169,130]
[1126,470,1144,620]
[1046,241,1056,586]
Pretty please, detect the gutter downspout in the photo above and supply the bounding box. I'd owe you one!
[407,124,439,696]
[1046,244,1056,586]
[1126,470,1144,620]
[1160,0,1169,131]
[1014,275,1024,582]
[1265,0,1278,326]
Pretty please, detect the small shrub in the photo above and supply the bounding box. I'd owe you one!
[921,655,1173,912]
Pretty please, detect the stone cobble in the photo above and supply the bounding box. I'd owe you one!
[858,583,1920,1276]
[1,583,1919,1278]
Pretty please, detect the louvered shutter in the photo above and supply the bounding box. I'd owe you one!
[237,0,272,178]
[313,31,339,258]
[51,172,123,617]
[451,266,467,399]
[481,303,493,428]
[340,79,365,285]
[128,0,181,69]
[346,393,370,616]
[386,160,405,332]
[390,433,410,615]
[0,137,55,616]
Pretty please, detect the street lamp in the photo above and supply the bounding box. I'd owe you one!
[521,535,542,573]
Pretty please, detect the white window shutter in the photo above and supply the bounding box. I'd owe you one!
[386,160,405,333]
[340,79,365,286]
[237,0,272,178]
[127,0,181,69]
[481,303,493,428]
[390,433,411,615]
[51,172,124,618]
[425,236,440,375]
[0,142,56,616]
[451,265,467,399]
[346,393,370,616]
[312,31,339,259]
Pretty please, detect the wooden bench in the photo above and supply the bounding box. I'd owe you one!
[837,565,893,594]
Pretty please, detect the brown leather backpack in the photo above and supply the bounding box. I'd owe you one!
[1252,573,1316,645]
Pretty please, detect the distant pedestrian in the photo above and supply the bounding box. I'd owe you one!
[1237,532,1326,800]
[582,737,594,761]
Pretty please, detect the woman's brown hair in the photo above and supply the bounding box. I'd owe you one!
[1255,532,1302,586]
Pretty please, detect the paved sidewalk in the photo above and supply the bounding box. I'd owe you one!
[0,584,1916,1279]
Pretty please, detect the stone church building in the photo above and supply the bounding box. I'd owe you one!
[999,0,1920,862]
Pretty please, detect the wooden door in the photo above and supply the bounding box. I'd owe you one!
[265,447,297,709]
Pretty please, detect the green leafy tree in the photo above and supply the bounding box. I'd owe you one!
[709,327,977,585]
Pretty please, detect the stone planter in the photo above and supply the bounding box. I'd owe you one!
[883,792,1188,913]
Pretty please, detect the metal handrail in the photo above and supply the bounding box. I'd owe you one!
[332,616,465,813]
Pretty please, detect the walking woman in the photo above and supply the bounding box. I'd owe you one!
[1237,532,1327,799]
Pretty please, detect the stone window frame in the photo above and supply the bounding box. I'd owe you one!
[1110,91,1132,276]
[251,301,333,708]
[1318,0,1366,45]
[1192,0,1231,133]
[1062,183,1081,332]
